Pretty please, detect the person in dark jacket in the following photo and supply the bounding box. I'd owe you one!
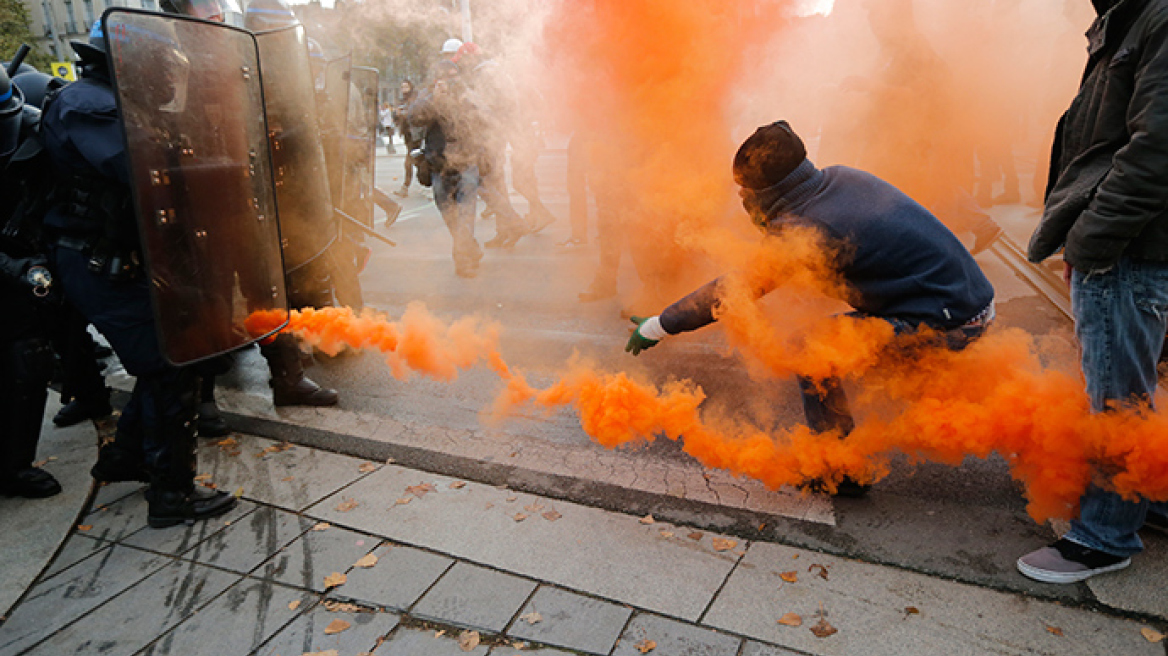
[1017,0,1168,584]
[625,121,996,496]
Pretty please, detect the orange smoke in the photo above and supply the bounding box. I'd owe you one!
[245,304,501,381]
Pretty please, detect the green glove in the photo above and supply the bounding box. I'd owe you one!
[625,315,665,356]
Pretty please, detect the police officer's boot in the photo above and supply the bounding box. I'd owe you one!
[144,388,235,529]
[0,338,62,498]
[196,375,230,438]
[260,334,339,407]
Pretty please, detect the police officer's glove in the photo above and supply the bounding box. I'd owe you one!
[0,254,52,297]
[626,315,669,356]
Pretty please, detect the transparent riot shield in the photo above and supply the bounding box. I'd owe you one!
[104,8,287,365]
[318,55,351,210]
[252,25,337,273]
[340,66,379,228]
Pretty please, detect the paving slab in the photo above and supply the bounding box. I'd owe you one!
[411,561,538,633]
[253,603,400,656]
[40,533,108,580]
[141,577,315,655]
[741,641,804,656]
[505,585,632,655]
[120,498,257,556]
[1085,531,1168,620]
[0,543,173,654]
[308,465,743,621]
[254,522,378,591]
[332,541,454,611]
[20,558,241,656]
[180,504,313,576]
[701,541,1163,656]
[488,646,577,656]
[0,396,97,619]
[374,625,491,656]
[195,432,372,512]
[612,613,742,656]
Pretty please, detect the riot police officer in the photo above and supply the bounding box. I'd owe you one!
[0,65,61,498]
[40,20,235,526]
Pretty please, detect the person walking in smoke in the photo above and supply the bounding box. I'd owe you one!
[1017,0,1168,584]
[393,80,421,198]
[624,121,996,496]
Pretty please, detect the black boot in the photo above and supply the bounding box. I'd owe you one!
[53,395,113,427]
[196,376,230,438]
[0,467,61,498]
[260,334,339,407]
[1,338,61,498]
[91,442,150,483]
[146,485,237,528]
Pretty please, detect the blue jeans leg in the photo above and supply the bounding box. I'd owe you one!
[1065,258,1168,557]
[433,166,482,271]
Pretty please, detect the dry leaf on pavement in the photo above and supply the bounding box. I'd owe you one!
[406,483,437,498]
[324,618,351,635]
[335,499,359,513]
[809,564,830,580]
[519,611,542,624]
[353,553,378,568]
[1142,628,1166,643]
[77,525,92,532]
[232,487,245,498]
[524,502,544,513]
[194,473,211,482]
[904,607,920,618]
[639,514,655,525]
[634,639,656,653]
[659,530,675,538]
[312,522,331,532]
[513,513,528,522]
[542,510,562,521]
[777,613,802,627]
[687,531,704,541]
[395,496,412,506]
[449,481,467,489]
[358,462,377,473]
[780,571,798,583]
[288,600,301,611]
[711,538,737,552]
[809,618,838,638]
[323,572,347,589]
[1045,624,1064,637]
[324,600,361,613]
[458,630,480,651]
[506,495,518,502]
[301,650,338,656]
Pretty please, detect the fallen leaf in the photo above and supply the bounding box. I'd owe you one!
[542,510,562,521]
[301,651,338,656]
[1045,624,1064,637]
[353,553,378,568]
[224,449,241,457]
[281,476,294,482]
[792,554,800,559]
[524,502,544,513]
[513,513,528,522]
[687,531,704,541]
[810,618,838,638]
[395,497,412,505]
[358,462,377,473]
[780,571,798,583]
[904,606,920,617]
[634,639,656,653]
[288,600,301,611]
[406,483,437,498]
[659,530,675,538]
[1142,628,1165,643]
[324,618,351,635]
[323,572,347,589]
[758,522,767,531]
[809,564,830,581]
[639,514,655,525]
[449,481,467,489]
[77,525,93,532]
[458,630,480,651]
[711,538,737,552]
[256,441,294,457]
[312,522,331,532]
[506,495,518,502]
[435,629,447,638]
[217,437,237,448]
[335,499,360,513]
[519,611,542,624]
[194,473,212,482]
[324,601,361,613]
[777,613,802,627]
[232,487,245,498]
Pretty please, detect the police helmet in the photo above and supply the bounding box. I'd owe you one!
[12,71,68,110]
[70,19,107,65]
[244,0,301,32]
[161,0,245,27]
[441,38,463,55]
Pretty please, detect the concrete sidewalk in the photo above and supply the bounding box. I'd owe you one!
[1,430,1163,656]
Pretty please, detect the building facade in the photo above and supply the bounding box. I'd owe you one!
[21,0,160,61]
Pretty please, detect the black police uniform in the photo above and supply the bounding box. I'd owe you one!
[39,30,234,527]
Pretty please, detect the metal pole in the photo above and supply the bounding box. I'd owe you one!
[41,1,64,61]
[460,0,472,43]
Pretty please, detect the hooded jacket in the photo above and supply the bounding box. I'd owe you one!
[1028,0,1168,271]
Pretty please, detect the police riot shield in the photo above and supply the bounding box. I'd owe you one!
[318,55,351,212]
[104,8,287,365]
[252,25,338,273]
[340,66,379,228]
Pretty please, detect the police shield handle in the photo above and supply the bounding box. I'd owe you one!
[335,208,396,247]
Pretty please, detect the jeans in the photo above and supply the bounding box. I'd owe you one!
[799,314,989,434]
[432,166,482,271]
[1065,257,1168,557]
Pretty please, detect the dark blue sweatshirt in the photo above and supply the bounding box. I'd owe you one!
[659,160,994,334]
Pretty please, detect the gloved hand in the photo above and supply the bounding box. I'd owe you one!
[0,254,51,296]
[625,315,667,356]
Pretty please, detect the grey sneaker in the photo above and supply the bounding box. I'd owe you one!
[1017,539,1130,584]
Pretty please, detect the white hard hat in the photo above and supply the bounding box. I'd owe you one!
[440,38,463,54]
